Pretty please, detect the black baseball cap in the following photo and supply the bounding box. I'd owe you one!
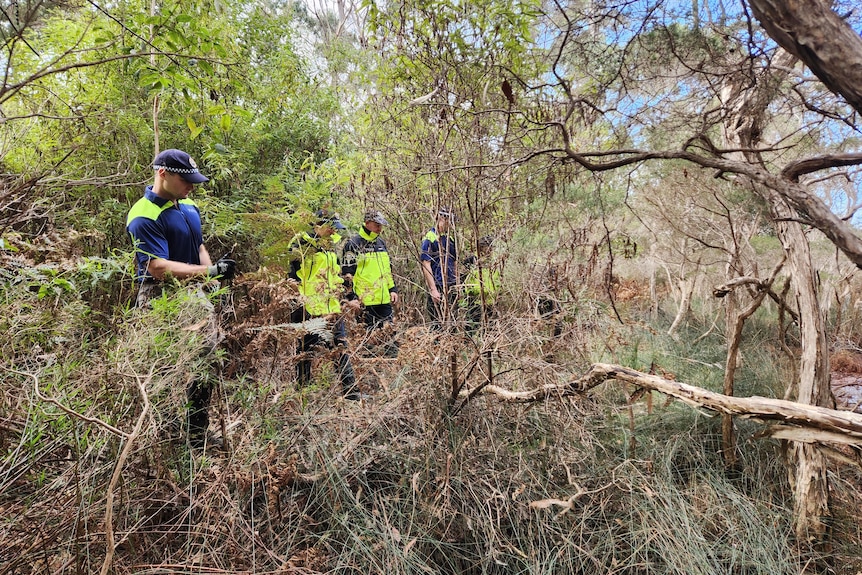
[315,209,346,230]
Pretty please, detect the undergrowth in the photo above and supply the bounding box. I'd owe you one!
[1,261,860,574]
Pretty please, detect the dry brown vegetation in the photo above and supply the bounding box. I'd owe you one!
[3,253,862,574]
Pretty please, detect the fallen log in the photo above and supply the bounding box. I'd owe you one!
[467,363,862,446]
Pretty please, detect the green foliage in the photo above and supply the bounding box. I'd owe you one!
[0,0,342,264]
[3,0,862,572]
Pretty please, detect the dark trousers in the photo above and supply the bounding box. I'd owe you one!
[464,297,496,332]
[138,281,219,443]
[427,288,458,331]
[291,307,357,396]
[187,378,212,440]
[363,303,394,328]
[362,303,398,357]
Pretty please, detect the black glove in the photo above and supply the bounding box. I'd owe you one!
[208,258,236,280]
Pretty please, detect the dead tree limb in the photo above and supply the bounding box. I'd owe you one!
[467,363,862,444]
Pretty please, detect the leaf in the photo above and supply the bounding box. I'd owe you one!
[404,538,417,553]
[187,116,204,140]
[167,30,187,48]
[137,72,163,88]
[183,319,209,332]
[219,114,232,132]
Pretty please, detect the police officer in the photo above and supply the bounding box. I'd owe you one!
[420,207,458,330]
[288,210,362,400]
[342,210,399,356]
[462,235,500,330]
[126,148,235,449]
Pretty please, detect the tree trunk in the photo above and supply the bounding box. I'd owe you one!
[720,47,831,543]
[749,0,862,117]
[768,192,832,543]
[667,277,694,337]
[721,261,742,467]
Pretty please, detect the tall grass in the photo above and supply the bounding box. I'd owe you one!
[1,266,860,574]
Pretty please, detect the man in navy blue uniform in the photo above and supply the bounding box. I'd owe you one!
[127,149,234,293]
[420,207,458,330]
[126,148,235,449]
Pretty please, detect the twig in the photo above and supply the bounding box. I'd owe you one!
[100,365,153,575]
[5,366,128,438]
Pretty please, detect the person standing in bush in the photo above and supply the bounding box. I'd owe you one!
[126,148,236,449]
[342,209,399,357]
[288,210,363,400]
[420,207,458,330]
[462,235,500,331]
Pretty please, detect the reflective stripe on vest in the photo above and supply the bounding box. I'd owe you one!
[126,198,196,226]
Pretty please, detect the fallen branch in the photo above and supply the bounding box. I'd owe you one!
[466,363,862,445]
[243,316,333,343]
[100,366,153,575]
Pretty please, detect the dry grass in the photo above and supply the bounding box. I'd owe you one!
[830,349,862,374]
[2,269,861,574]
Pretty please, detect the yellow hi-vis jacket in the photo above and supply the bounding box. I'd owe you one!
[289,232,344,316]
[464,265,500,305]
[342,227,396,306]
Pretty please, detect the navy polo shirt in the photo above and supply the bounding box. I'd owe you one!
[126,186,204,281]
[421,227,457,287]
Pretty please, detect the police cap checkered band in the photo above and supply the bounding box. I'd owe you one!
[437,207,454,219]
[315,209,347,230]
[152,149,209,184]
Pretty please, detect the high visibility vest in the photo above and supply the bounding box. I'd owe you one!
[343,228,395,306]
[291,233,344,316]
[464,266,500,305]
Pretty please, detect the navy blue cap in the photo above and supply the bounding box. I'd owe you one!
[152,149,209,184]
[315,209,346,230]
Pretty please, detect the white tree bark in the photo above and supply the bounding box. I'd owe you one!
[719,45,832,542]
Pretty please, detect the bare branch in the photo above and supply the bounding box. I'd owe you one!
[781,153,862,182]
[6,366,129,439]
